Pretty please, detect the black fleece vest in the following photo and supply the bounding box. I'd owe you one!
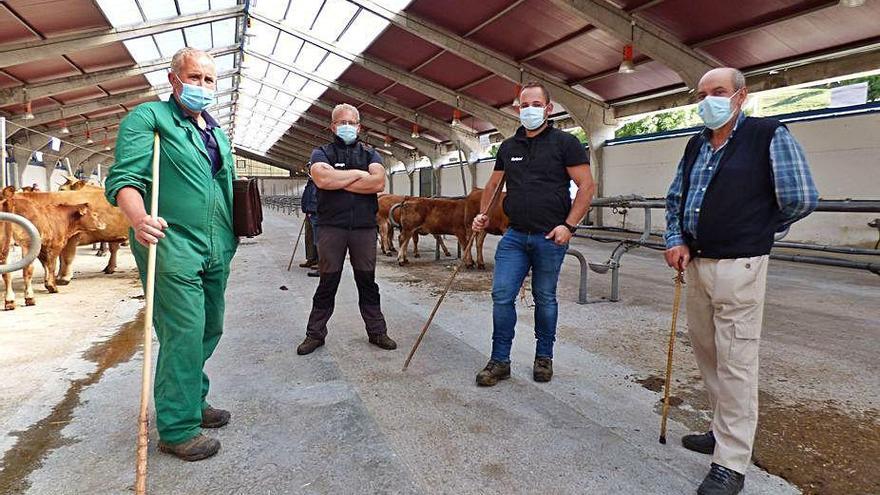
[681,117,784,259]
[315,140,379,229]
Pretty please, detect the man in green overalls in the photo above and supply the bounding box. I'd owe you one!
[105,47,237,461]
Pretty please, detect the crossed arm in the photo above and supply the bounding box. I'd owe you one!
[310,162,386,194]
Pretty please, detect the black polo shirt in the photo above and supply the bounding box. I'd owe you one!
[494,122,589,233]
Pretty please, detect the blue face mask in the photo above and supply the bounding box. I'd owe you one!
[335,124,358,145]
[519,106,547,131]
[698,89,741,130]
[174,74,215,112]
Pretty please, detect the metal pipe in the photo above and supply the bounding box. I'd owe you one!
[0,212,42,274]
[590,196,880,213]
[774,241,880,257]
[0,117,6,190]
[770,253,880,275]
[565,249,588,304]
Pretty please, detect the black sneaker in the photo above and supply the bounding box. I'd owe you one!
[682,431,716,455]
[475,360,511,387]
[368,334,397,350]
[307,270,320,277]
[297,336,325,355]
[697,463,744,495]
[533,357,553,382]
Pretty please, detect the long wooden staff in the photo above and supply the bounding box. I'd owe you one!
[659,269,685,444]
[135,132,161,494]
[402,176,506,371]
[286,216,307,271]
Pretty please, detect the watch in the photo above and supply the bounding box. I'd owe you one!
[564,222,577,233]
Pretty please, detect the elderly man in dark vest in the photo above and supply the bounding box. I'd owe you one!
[296,103,397,355]
[665,68,818,495]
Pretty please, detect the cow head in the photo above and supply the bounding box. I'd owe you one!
[74,203,107,232]
[2,186,14,199]
[59,177,88,191]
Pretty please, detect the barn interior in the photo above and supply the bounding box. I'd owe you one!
[0,1,878,494]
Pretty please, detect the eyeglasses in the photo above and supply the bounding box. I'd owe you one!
[333,120,359,126]
[518,102,546,110]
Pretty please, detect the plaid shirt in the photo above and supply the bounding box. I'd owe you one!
[665,113,819,248]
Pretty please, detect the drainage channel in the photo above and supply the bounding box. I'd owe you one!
[0,310,145,495]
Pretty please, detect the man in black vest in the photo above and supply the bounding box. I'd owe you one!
[297,103,397,355]
[472,82,594,386]
[665,68,818,495]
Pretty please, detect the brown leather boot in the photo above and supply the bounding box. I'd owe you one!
[158,434,220,462]
[201,406,230,428]
[476,360,511,387]
[297,336,325,355]
[533,357,553,382]
[368,334,397,350]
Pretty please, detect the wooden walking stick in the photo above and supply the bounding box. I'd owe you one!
[659,269,685,444]
[402,176,506,371]
[286,216,307,271]
[135,132,161,494]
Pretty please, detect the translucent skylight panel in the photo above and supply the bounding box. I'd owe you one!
[339,9,390,54]
[184,24,214,50]
[212,18,237,47]
[275,93,294,107]
[300,80,326,100]
[243,57,268,77]
[256,101,271,114]
[123,37,162,63]
[284,73,308,91]
[269,106,285,119]
[141,0,178,21]
[310,0,358,43]
[274,32,303,58]
[145,70,168,87]
[253,0,289,19]
[211,0,238,8]
[214,54,235,72]
[291,99,313,113]
[217,78,233,91]
[216,94,232,105]
[96,0,142,26]
[247,23,277,54]
[154,30,186,58]
[265,65,289,85]
[314,53,349,82]
[286,0,324,32]
[179,0,210,15]
[259,86,280,99]
[240,78,261,94]
[295,43,327,72]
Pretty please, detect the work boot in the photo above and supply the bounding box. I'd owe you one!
[682,431,716,455]
[298,260,314,268]
[307,270,320,278]
[158,434,220,462]
[476,360,511,387]
[368,334,397,350]
[533,357,553,382]
[201,406,230,428]
[697,463,745,495]
[297,336,325,355]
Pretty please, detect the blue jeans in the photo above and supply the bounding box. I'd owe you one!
[490,228,568,363]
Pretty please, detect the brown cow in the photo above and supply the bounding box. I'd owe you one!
[1,189,106,309]
[464,188,509,270]
[396,197,469,266]
[52,179,130,283]
[377,193,450,259]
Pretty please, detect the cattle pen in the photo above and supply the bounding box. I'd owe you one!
[2,1,880,495]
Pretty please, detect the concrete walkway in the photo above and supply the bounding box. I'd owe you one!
[6,211,800,494]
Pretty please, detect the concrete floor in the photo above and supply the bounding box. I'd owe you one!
[1,209,876,494]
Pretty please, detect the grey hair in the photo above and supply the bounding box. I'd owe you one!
[170,47,214,73]
[732,69,746,91]
[331,103,360,123]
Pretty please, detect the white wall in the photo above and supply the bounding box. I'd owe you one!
[601,112,880,247]
[387,161,497,197]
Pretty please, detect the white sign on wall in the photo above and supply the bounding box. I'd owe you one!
[830,82,868,108]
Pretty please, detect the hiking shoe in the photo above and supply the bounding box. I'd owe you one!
[697,463,744,495]
[201,406,230,428]
[533,357,553,382]
[299,260,317,268]
[297,336,325,355]
[307,270,320,277]
[683,431,716,455]
[476,360,511,387]
[158,434,220,462]
[368,334,397,350]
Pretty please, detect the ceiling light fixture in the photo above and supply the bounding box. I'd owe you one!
[451,108,462,128]
[23,100,34,120]
[618,21,637,74]
[513,83,522,107]
[411,124,420,139]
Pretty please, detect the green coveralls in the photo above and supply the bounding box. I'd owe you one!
[105,99,238,445]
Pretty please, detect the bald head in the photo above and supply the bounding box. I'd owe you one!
[697,68,746,99]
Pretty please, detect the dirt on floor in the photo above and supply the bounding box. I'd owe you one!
[377,252,880,495]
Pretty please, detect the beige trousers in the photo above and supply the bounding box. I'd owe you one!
[686,255,769,474]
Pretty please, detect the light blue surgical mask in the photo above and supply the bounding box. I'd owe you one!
[173,73,215,112]
[519,106,546,131]
[698,89,741,130]
[335,124,358,145]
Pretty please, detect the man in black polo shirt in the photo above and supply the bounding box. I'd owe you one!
[472,82,594,386]
[296,103,397,355]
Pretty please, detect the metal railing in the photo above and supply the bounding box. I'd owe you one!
[574,195,880,302]
[262,195,301,216]
[0,212,42,274]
